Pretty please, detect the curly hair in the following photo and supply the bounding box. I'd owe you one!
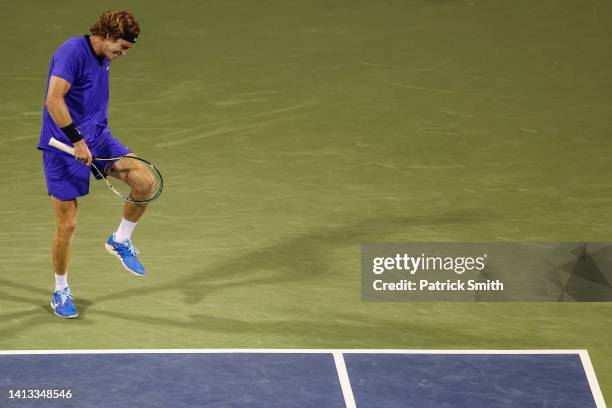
[90,10,140,42]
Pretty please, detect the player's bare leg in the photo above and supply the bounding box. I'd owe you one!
[123,201,147,222]
[109,153,153,222]
[51,196,78,277]
[50,196,79,318]
[104,153,153,276]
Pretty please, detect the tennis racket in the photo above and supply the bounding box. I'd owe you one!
[49,137,163,204]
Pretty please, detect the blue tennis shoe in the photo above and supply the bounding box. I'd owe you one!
[50,287,78,318]
[105,234,146,276]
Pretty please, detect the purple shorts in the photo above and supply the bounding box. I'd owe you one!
[42,129,131,201]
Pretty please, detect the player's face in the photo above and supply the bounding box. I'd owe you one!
[103,37,133,61]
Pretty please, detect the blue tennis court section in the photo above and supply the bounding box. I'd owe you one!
[0,350,604,407]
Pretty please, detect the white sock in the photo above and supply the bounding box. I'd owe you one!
[115,217,137,242]
[55,273,68,291]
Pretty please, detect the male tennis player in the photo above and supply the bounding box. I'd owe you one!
[38,11,146,318]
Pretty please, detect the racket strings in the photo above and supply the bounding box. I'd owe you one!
[106,157,162,203]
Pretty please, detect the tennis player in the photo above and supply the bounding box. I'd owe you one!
[38,11,146,318]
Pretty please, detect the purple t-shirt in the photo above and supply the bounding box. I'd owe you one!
[38,36,110,151]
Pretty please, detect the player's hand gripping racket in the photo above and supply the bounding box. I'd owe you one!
[49,137,163,204]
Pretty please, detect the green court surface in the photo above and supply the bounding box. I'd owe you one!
[1,0,611,402]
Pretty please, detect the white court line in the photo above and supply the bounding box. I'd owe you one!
[579,350,608,408]
[0,349,591,354]
[333,352,357,408]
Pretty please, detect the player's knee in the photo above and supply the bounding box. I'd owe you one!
[133,176,155,195]
[57,219,77,235]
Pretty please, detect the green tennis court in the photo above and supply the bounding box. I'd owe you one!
[1,0,611,404]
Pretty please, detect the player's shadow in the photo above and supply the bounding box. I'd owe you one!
[0,277,95,340]
[0,277,49,311]
[92,209,487,309]
[0,276,94,313]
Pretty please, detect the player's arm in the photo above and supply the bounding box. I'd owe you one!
[45,75,92,165]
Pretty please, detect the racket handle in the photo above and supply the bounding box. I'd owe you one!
[49,137,76,156]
